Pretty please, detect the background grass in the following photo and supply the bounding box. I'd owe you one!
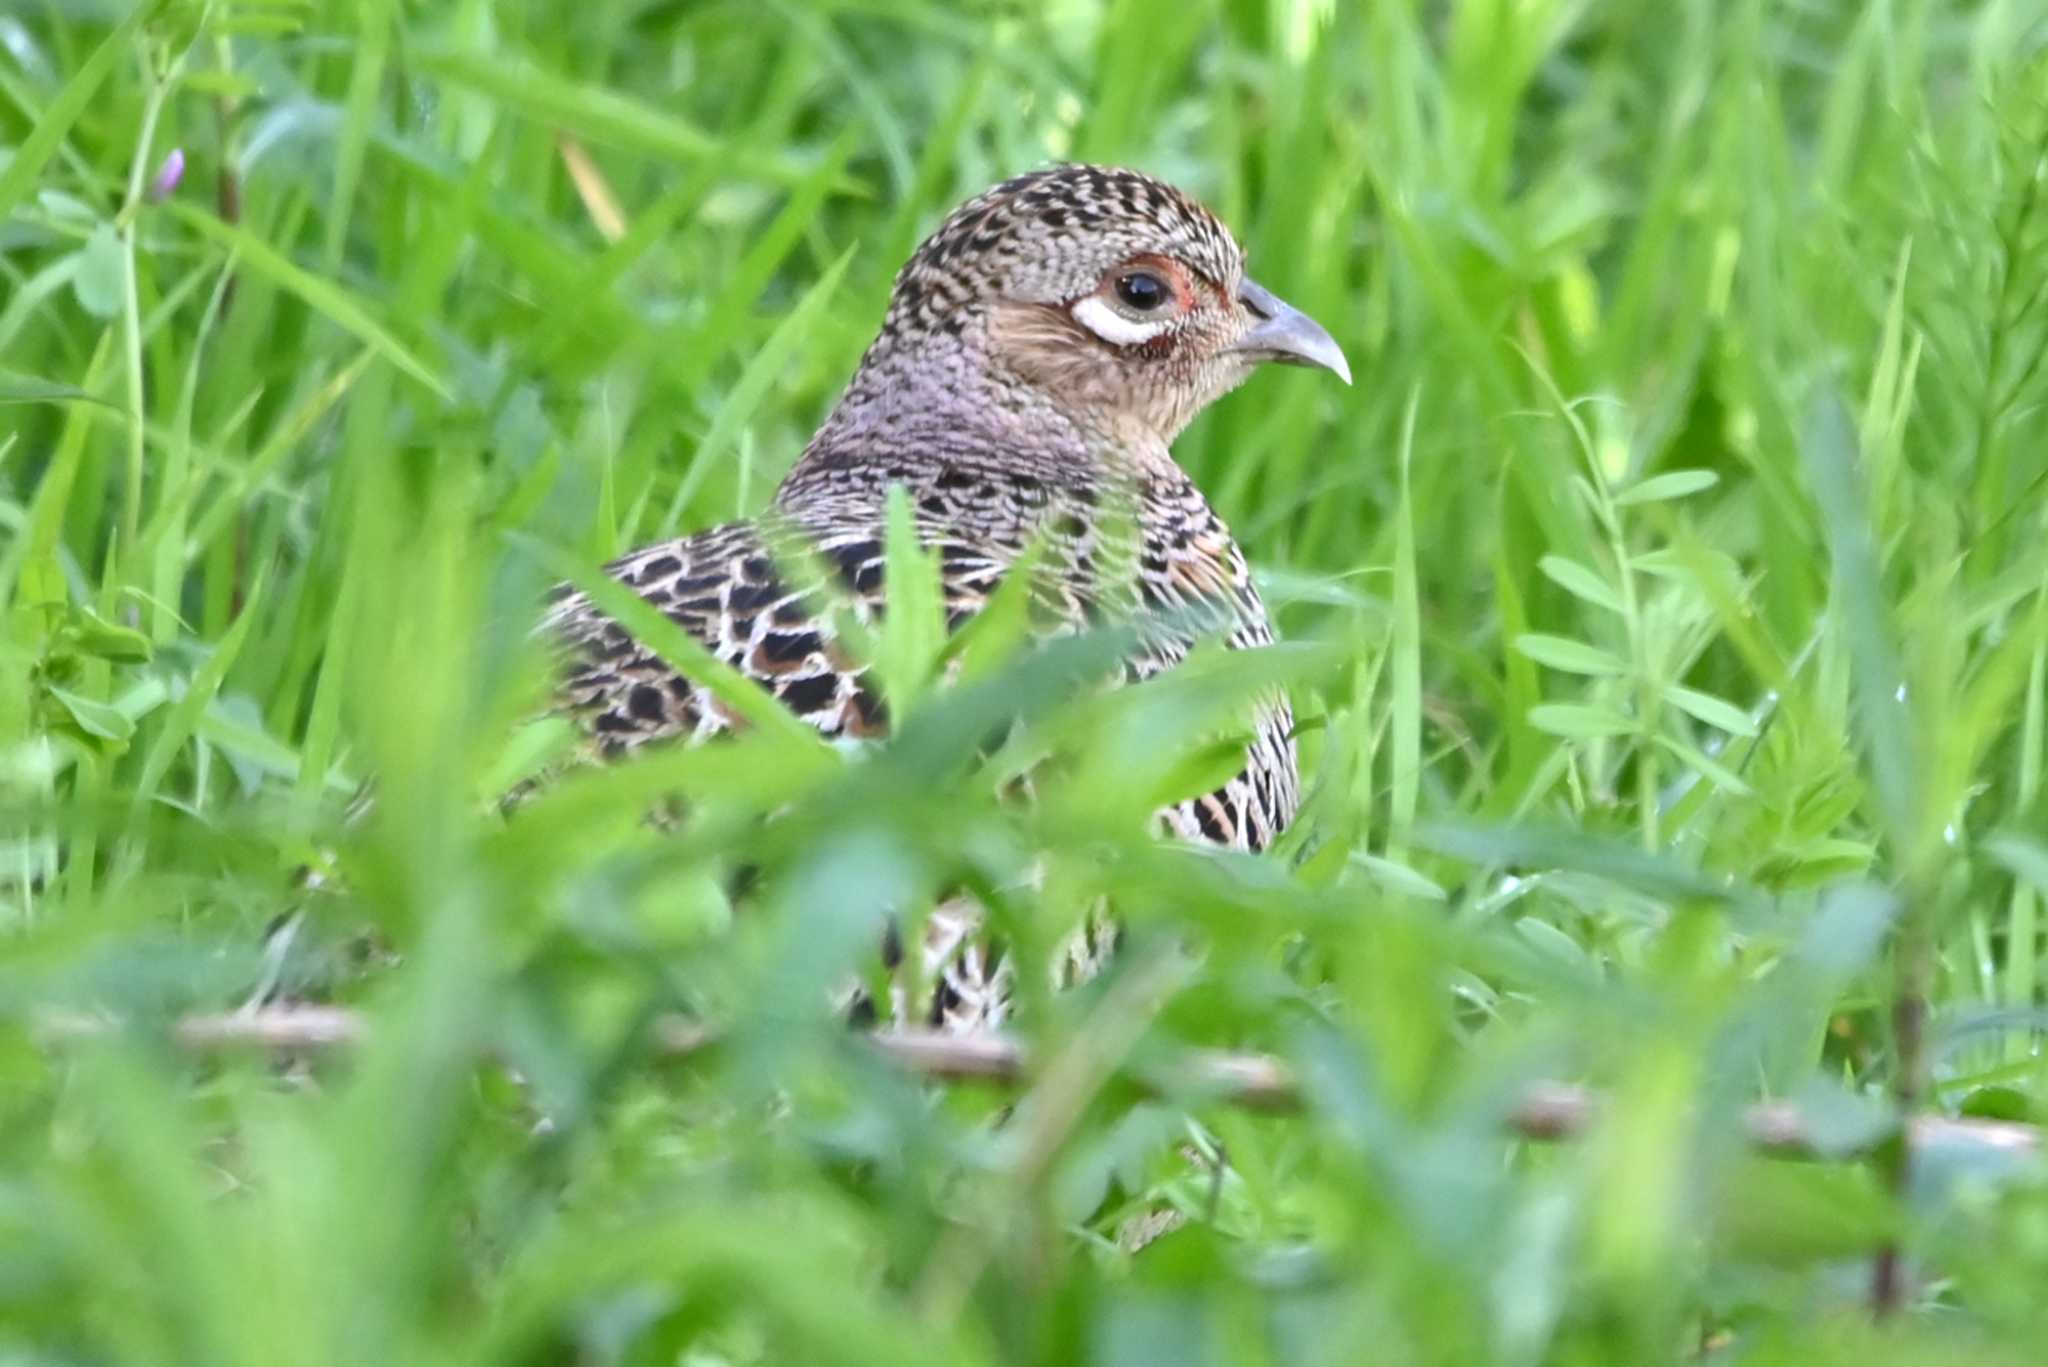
[7,0,2048,1361]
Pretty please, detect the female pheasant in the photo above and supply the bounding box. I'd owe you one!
[543,165,1349,1025]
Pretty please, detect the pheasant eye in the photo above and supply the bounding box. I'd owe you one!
[1114,271,1169,311]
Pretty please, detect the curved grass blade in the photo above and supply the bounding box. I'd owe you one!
[166,202,450,399]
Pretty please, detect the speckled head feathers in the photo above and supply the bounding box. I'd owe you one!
[801,164,1347,468]
[882,165,1245,338]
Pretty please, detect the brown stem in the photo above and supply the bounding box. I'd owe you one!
[35,1005,2041,1164]
[1874,916,1932,1317]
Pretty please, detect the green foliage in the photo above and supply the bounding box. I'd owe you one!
[3,0,2048,1361]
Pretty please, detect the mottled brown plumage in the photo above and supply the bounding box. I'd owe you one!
[543,165,1349,1028]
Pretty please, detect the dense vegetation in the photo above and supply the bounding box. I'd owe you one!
[6,1,2048,1361]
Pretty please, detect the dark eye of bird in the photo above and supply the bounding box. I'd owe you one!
[1115,271,1169,311]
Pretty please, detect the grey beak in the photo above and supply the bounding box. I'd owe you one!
[1233,278,1351,385]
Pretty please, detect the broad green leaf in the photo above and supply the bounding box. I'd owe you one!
[70,221,124,319]
[0,368,117,409]
[1987,834,2048,893]
[1716,1159,1897,1264]
[1514,632,1627,675]
[1613,468,1719,506]
[1350,849,1447,901]
[70,605,154,663]
[1528,702,1633,739]
[478,715,580,799]
[1514,915,1599,983]
[195,698,357,795]
[1958,1085,2032,1122]
[1149,735,1255,812]
[1631,545,1745,594]
[1538,554,1624,614]
[1416,821,1768,911]
[1662,684,1757,735]
[1654,734,1753,797]
[48,686,133,743]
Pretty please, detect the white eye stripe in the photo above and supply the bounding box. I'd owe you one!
[1071,295,1168,347]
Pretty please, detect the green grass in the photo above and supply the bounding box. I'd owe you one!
[6,0,2048,1361]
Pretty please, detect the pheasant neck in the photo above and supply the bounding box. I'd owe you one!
[788,326,1164,492]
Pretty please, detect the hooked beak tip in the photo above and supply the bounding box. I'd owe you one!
[1234,278,1351,386]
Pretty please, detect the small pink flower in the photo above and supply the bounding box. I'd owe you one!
[147,148,185,202]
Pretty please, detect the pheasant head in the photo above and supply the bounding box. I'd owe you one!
[810,165,1349,466]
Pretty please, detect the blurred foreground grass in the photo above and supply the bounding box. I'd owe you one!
[6,1,2048,1362]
